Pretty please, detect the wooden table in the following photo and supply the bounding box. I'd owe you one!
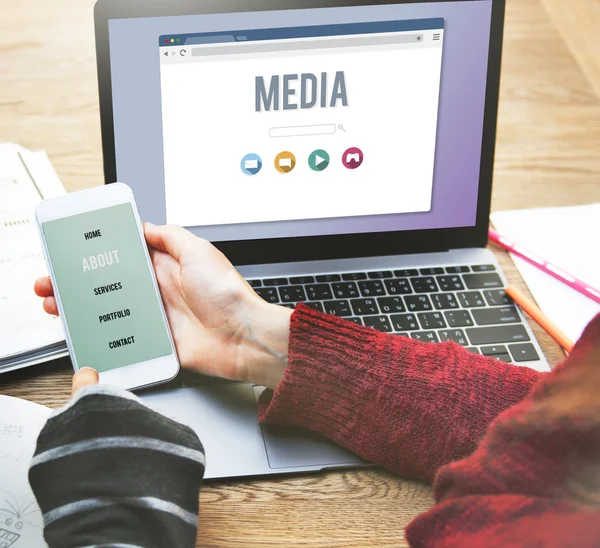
[1,0,599,545]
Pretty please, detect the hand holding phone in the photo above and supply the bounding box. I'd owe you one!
[36,183,179,390]
[36,202,293,391]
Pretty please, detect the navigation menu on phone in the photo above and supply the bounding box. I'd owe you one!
[42,203,172,373]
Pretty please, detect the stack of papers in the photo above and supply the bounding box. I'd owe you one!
[0,144,68,373]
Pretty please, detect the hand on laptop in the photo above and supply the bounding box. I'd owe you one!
[34,224,292,390]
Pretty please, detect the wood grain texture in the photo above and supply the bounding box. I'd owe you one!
[541,0,600,100]
[0,0,599,546]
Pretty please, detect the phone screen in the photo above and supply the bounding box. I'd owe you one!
[42,203,173,373]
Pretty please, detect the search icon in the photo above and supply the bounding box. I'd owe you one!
[338,124,346,132]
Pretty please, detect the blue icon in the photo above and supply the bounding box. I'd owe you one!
[241,153,263,175]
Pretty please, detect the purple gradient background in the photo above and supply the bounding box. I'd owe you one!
[109,1,493,242]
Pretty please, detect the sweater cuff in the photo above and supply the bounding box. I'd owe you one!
[257,303,398,448]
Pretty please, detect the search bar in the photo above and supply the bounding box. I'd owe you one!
[192,33,426,57]
[270,124,336,138]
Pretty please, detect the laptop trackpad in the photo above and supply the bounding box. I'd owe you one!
[252,386,363,470]
[140,384,269,479]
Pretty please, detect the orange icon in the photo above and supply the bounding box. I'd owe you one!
[274,151,296,173]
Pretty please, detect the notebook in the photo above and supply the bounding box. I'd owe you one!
[491,204,600,344]
[0,395,51,548]
[0,144,68,373]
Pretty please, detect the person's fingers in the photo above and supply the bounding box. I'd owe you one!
[144,223,197,263]
[72,368,99,396]
[43,296,59,316]
[34,276,54,298]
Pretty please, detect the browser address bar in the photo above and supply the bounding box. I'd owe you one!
[269,124,337,138]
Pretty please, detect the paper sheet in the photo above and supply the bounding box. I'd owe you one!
[491,204,600,343]
[0,396,50,548]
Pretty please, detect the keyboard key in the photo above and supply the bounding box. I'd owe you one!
[263,277,289,286]
[457,291,486,308]
[316,274,341,283]
[279,286,307,303]
[446,266,470,274]
[351,298,379,316]
[432,294,459,310]
[332,282,359,299]
[364,315,393,332]
[289,276,315,284]
[306,284,333,301]
[472,306,520,325]
[411,331,440,343]
[346,317,364,326]
[342,272,367,281]
[405,295,433,312]
[358,280,385,297]
[463,273,503,290]
[282,304,295,309]
[509,343,540,362]
[466,325,530,345]
[411,277,439,293]
[472,264,496,272]
[480,345,508,356]
[368,271,393,279]
[377,296,405,313]
[445,310,474,328]
[247,279,262,288]
[255,287,279,303]
[385,278,412,295]
[304,301,324,313]
[436,275,465,291]
[418,312,446,329]
[484,289,513,306]
[390,313,419,332]
[419,267,444,275]
[324,300,352,317]
[439,329,469,346]
[394,269,419,277]
[466,347,480,354]
[489,354,512,363]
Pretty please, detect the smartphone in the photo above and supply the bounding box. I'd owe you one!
[36,183,179,390]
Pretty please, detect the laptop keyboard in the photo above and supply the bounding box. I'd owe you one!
[248,264,541,365]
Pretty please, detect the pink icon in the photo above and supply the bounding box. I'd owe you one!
[342,147,364,169]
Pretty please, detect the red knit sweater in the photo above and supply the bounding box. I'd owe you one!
[259,304,600,547]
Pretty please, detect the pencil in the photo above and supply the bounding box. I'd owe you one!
[505,285,575,353]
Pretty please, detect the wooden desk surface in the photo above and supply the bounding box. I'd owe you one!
[1,0,599,546]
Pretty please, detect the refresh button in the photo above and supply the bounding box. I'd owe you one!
[179,49,187,57]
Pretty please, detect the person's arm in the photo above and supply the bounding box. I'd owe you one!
[29,381,205,548]
[258,303,542,481]
[406,315,600,546]
[257,306,600,546]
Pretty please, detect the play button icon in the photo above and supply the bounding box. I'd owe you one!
[308,149,330,172]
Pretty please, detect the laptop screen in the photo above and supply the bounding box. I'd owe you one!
[107,1,493,243]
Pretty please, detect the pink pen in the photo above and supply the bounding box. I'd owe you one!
[488,227,600,305]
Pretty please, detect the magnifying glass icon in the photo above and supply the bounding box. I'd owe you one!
[338,124,346,132]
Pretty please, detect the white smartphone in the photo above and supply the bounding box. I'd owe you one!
[36,183,179,390]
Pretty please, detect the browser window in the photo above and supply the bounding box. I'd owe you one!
[158,19,445,227]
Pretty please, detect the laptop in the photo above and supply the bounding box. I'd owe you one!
[94,0,549,480]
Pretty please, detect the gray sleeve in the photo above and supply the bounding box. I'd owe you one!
[29,385,205,548]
